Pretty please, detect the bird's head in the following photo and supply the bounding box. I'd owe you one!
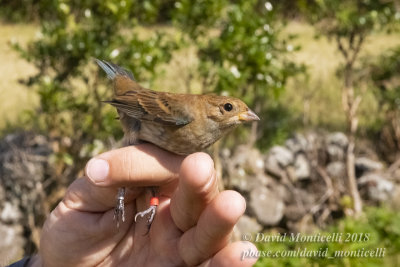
[204,95,260,129]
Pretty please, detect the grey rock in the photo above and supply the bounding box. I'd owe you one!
[221,148,231,158]
[285,134,308,153]
[358,173,394,202]
[236,214,263,234]
[393,168,400,183]
[230,174,261,193]
[0,132,53,257]
[228,146,265,176]
[246,148,265,174]
[327,132,348,148]
[304,132,319,151]
[327,145,346,161]
[265,145,294,177]
[355,157,383,174]
[264,154,284,177]
[0,201,22,223]
[326,161,346,179]
[294,154,310,180]
[0,223,24,263]
[250,186,285,226]
[255,173,271,186]
[224,146,266,192]
[326,132,348,161]
[285,204,306,221]
[269,146,294,167]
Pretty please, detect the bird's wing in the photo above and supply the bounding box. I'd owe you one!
[96,59,194,125]
[106,91,194,126]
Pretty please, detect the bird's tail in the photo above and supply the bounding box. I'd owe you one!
[94,59,135,81]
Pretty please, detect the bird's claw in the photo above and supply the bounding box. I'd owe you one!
[134,205,157,225]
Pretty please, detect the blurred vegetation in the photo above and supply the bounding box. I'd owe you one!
[298,0,400,216]
[255,206,400,267]
[0,0,41,22]
[10,1,182,181]
[6,0,304,182]
[1,0,400,265]
[3,0,399,159]
[298,0,400,139]
[365,47,400,162]
[173,0,306,148]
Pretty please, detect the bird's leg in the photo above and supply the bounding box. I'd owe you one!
[114,119,139,228]
[114,187,126,228]
[134,186,159,229]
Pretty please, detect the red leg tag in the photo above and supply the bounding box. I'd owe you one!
[150,197,159,206]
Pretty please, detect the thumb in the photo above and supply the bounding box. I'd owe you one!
[85,144,184,187]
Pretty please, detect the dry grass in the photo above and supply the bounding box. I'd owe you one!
[0,23,38,129]
[281,21,400,131]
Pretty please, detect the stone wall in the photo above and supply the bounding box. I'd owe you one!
[1,131,400,261]
[224,132,400,235]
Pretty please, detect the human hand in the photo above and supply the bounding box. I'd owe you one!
[33,144,258,266]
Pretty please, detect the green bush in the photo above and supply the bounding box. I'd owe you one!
[0,0,40,22]
[12,0,304,178]
[12,1,179,180]
[173,0,306,149]
[364,46,400,161]
[255,206,400,267]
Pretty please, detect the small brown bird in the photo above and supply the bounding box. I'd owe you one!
[96,59,259,228]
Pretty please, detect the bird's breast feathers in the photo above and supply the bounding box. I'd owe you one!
[137,117,224,155]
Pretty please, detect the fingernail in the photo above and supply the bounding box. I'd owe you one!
[86,158,109,183]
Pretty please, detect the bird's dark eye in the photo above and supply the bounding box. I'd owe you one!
[224,103,233,112]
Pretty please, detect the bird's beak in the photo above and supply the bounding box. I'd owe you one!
[238,109,260,121]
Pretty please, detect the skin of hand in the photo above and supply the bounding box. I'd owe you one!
[28,144,258,267]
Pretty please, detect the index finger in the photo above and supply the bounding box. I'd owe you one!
[85,144,184,187]
[170,153,220,231]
